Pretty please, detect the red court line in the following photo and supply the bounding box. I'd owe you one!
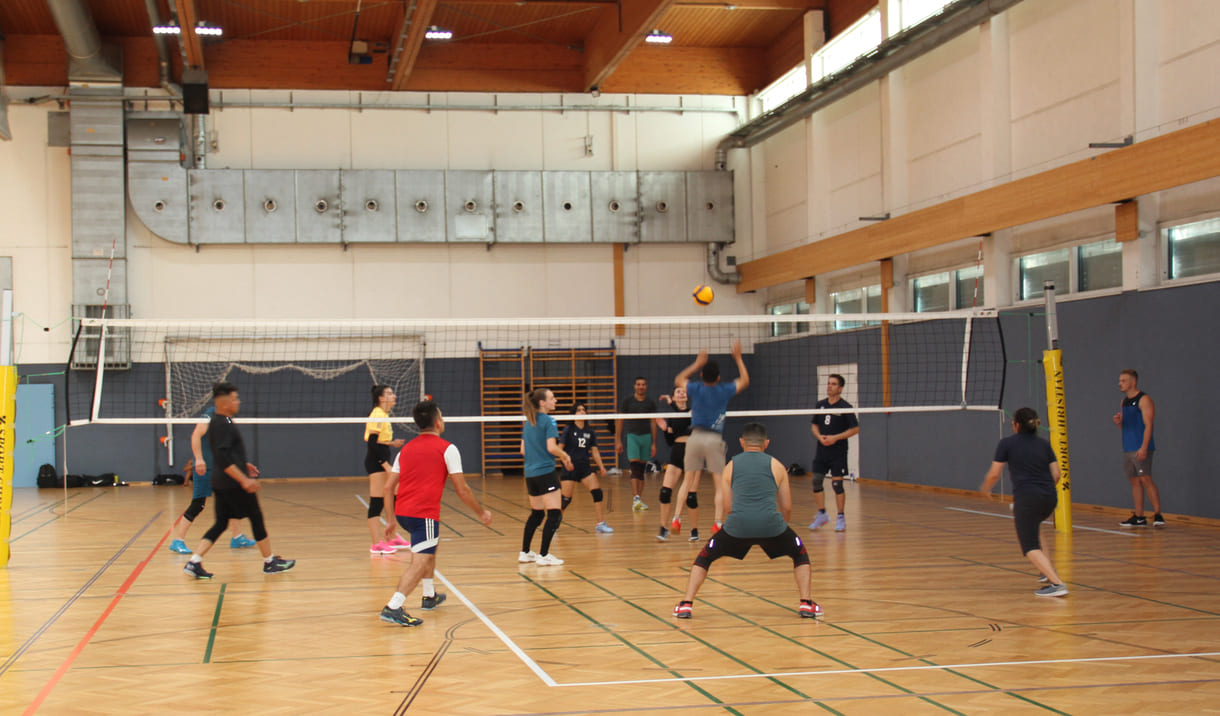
[23,526,175,715]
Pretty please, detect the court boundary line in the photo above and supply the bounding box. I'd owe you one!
[944,507,1134,536]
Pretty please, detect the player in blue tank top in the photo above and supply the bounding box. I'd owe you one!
[1113,369,1163,527]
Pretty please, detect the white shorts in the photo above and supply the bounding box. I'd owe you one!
[683,429,726,474]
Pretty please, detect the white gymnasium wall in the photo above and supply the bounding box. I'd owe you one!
[1,91,763,364]
[756,0,1220,304]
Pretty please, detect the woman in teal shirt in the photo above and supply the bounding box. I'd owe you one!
[519,388,573,566]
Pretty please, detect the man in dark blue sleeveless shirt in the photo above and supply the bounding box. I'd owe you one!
[1113,369,1163,527]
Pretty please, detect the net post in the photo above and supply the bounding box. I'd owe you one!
[0,289,15,567]
[961,314,974,406]
[1041,281,1072,534]
[879,259,893,407]
[162,343,174,466]
[90,318,108,422]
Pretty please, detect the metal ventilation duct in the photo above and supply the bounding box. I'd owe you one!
[46,0,122,84]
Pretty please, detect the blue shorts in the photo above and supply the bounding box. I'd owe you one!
[192,471,213,500]
[395,515,439,554]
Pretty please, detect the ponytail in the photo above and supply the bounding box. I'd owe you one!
[1013,407,1040,434]
[371,384,390,407]
[524,388,549,426]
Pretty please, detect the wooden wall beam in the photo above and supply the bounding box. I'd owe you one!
[1115,200,1139,243]
[737,120,1220,293]
[387,0,440,91]
[803,277,816,306]
[174,0,205,69]
[582,0,679,92]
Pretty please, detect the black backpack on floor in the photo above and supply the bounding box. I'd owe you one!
[37,463,58,488]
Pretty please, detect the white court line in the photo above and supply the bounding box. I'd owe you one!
[433,570,558,687]
[944,507,1135,537]
[552,651,1220,688]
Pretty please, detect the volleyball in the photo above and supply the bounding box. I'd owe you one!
[692,284,714,306]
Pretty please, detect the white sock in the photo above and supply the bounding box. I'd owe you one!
[388,592,406,610]
[264,555,275,564]
[189,555,202,564]
[422,579,435,598]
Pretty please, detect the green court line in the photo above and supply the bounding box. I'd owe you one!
[438,498,506,536]
[203,584,227,664]
[701,574,1066,716]
[519,574,743,716]
[10,492,107,542]
[478,489,593,534]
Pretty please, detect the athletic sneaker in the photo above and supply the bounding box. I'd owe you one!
[183,561,213,579]
[798,601,823,619]
[263,556,296,574]
[1035,583,1069,597]
[834,514,846,532]
[370,541,395,555]
[657,527,670,542]
[389,535,411,549]
[230,534,256,549]
[632,496,648,511]
[169,539,192,554]
[1152,513,1166,527]
[380,606,422,627]
[421,593,447,611]
[535,553,565,566]
[1037,574,1050,583]
[670,517,682,532]
[809,512,829,530]
[1119,514,1148,528]
[595,522,614,534]
[673,601,693,619]
[518,551,538,563]
[688,528,700,542]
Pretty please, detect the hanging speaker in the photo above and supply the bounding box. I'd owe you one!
[182,69,210,115]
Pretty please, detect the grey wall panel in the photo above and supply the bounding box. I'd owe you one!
[494,171,543,243]
[129,160,188,244]
[446,171,493,242]
[591,171,639,244]
[341,170,397,243]
[543,172,592,243]
[245,170,297,244]
[638,172,687,243]
[686,171,734,245]
[71,154,127,257]
[295,171,341,244]
[73,258,126,305]
[188,169,246,244]
[396,170,446,242]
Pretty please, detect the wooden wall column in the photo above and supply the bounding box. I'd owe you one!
[613,244,625,336]
[1115,200,1139,242]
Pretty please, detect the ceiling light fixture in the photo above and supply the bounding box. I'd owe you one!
[644,29,672,45]
[424,25,453,41]
[194,22,224,37]
[152,21,181,35]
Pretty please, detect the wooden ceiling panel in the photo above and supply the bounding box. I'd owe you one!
[429,3,602,46]
[198,0,403,42]
[657,7,805,47]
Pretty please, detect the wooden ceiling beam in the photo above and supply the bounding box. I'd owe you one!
[387,0,439,91]
[174,0,205,69]
[582,0,679,92]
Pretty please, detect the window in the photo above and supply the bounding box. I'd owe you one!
[768,301,810,337]
[1165,217,1220,280]
[758,66,807,114]
[912,271,951,312]
[912,266,986,312]
[755,8,883,114]
[1015,238,1122,301]
[899,0,953,31]
[955,265,985,308]
[831,285,881,330]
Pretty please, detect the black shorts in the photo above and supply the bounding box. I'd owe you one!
[526,470,561,496]
[561,463,593,482]
[365,443,392,474]
[212,485,260,521]
[1013,491,1057,555]
[667,443,687,471]
[812,455,849,477]
[694,526,810,569]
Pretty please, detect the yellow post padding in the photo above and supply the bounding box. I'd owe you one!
[1042,350,1072,533]
[0,366,16,567]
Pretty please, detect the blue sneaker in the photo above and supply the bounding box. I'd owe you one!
[169,539,192,554]
[230,534,257,549]
[809,512,829,530]
[834,514,846,532]
[596,522,614,534]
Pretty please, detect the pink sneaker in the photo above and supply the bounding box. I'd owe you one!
[389,536,411,550]
[370,542,395,555]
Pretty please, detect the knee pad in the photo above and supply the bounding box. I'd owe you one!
[561,495,573,510]
[658,486,673,504]
[831,479,845,495]
[591,488,604,503]
[811,473,826,493]
[183,497,207,522]
[686,492,699,509]
[630,463,645,480]
[544,509,563,531]
[367,496,384,519]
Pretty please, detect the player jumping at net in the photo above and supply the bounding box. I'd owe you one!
[520,388,573,566]
[615,377,657,511]
[656,387,695,541]
[672,339,750,536]
[673,421,820,620]
[365,385,408,555]
[979,407,1068,597]
[559,402,613,534]
[808,373,859,532]
[379,400,493,627]
[168,399,257,554]
[183,382,295,579]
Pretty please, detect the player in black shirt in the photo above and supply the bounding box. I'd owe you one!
[809,374,859,532]
[559,403,612,533]
[183,382,296,579]
[655,387,697,541]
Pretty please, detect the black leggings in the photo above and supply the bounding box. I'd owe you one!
[202,488,268,543]
[1013,492,1057,555]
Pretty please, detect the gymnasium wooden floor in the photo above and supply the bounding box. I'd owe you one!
[2,475,1219,715]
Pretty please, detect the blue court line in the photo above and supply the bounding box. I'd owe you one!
[0,511,161,678]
